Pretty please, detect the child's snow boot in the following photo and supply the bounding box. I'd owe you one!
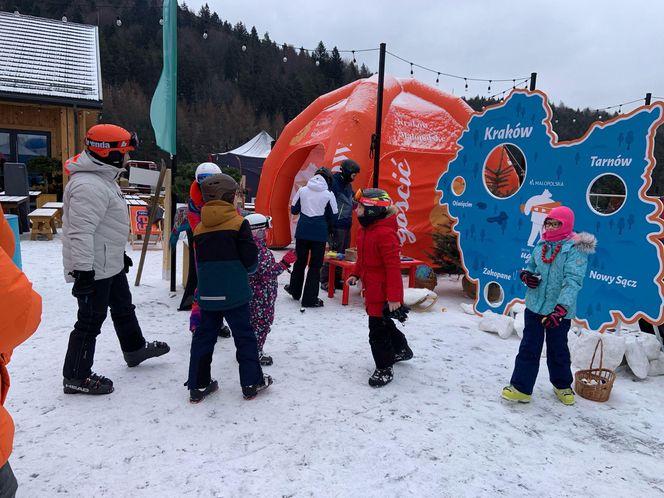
[218,324,231,338]
[63,372,114,395]
[501,385,532,403]
[189,380,219,404]
[124,340,170,367]
[259,351,273,366]
[553,387,575,406]
[394,345,414,363]
[368,367,393,387]
[242,374,273,400]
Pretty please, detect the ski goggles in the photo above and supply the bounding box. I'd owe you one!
[354,189,391,207]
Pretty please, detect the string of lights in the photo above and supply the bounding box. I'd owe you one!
[385,49,531,92]
[595,97,648,113]
[486,78,531,100]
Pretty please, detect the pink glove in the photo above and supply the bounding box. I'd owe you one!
[281,250,297,267]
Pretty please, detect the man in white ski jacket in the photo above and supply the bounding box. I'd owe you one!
[61,124,169,395]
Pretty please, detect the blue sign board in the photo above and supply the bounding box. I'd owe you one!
[437,90,664,330]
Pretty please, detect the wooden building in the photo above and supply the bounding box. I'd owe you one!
[0,11,102,178]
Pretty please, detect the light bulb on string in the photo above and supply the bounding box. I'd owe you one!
[62,15,67,22]
[283,56,288,63]
[464,78,468,92]
[352,50,356,63]
[115,16,122,27]
[618,105,622,114]
[315,59,320,67]
[203,29,208,39]
[159,18,163,26]
[572,118,576,123]
[487,80,491,92]
[410,63,413,77]
[241,44,247,52]
[436,72,440,85]
[512,79,515,89]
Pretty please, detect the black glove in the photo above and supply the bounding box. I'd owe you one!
[383,303,410,324]
[520,270,541,289]
[71,270,95,298]
[123,252,133,274]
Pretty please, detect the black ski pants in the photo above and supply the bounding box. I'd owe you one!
[187,304,262,389]
[369,315,409,369]
[288,239,326,306]
[63,271,146,379]
[320,227,351,285]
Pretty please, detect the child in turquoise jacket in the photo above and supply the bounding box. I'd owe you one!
[502,206,596,405]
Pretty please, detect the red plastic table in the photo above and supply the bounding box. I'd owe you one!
[325,257,424,305]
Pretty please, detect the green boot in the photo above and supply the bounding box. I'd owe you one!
[553,387,575,406]
[501,385,532,403]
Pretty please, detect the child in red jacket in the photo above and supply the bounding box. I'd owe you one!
[347,188,413,387]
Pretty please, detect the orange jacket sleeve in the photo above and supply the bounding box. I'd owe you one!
[0,206,42,465]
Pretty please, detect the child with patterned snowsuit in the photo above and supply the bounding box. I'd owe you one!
[245,214,297,365]
[502,206,596,406]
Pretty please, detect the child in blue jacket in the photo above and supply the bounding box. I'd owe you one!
[502,206,596,405]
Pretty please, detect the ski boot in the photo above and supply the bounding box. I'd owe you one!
[501,385,532,403]
[368,367,393,387]
[259,351,273,366]
[553,387,575,406]
[124,340,170,367]
[218,324,231,338]
[242,374,273,400]
[393,345,414,363]
[302,298,324,308]
[63,372,114,395]
[189,380,219,404]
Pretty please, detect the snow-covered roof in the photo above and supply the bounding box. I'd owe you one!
[216,131,274,158]
[0,11,102,107]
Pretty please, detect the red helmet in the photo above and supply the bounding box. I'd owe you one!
[85,124,138,158]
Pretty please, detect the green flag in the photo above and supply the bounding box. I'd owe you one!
[150,0,177,154]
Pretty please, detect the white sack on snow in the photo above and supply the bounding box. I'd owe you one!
[625,340,649,379]
[633,332,662,361]
[647,351,664,376]
[460,303,475,315]
[508,303,526,318]
[402,288,437,310]
[571,330,625,371]
[514,311,525,339]
[478,311,515,339]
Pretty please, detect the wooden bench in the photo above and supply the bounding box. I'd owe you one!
[42,202,64,227]
[28,208,58,240]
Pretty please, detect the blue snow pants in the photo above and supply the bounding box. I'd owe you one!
[510,308,573,395]
[187,304,262,389]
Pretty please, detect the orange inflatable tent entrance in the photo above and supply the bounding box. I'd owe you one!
[256,75,475,264]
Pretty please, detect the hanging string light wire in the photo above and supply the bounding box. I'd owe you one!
[486,78,531,100]
[595,97,648,112]
[385,50,530,85]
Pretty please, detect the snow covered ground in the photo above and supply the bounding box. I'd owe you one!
[7,236,664,497]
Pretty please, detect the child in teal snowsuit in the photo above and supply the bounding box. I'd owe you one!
[502,206,596,405]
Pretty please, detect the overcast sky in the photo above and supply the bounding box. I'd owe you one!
[183,0,662,111]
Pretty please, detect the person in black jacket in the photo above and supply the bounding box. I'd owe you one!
[321,159,360,291]
[285,168,338,307]
[187,174,272,403]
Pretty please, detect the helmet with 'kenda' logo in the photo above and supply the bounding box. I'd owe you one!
[85,124,138,167]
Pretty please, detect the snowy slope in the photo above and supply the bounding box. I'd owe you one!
[7,236,664,497]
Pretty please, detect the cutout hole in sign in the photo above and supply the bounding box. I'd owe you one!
[483,143,527,199]
[484,281,504,307]
[452,176,466,196]
[587,173,627,216]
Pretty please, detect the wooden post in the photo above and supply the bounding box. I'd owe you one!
[135,162,167,286]
[162,168,173,280]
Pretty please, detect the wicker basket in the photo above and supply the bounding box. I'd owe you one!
[414,265,437,291]
[344,248,357,262]
[574,338,616,402]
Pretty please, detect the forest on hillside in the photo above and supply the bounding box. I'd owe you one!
[2,0,662,197]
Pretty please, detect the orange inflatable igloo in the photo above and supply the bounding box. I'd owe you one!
[255,75,474,264]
